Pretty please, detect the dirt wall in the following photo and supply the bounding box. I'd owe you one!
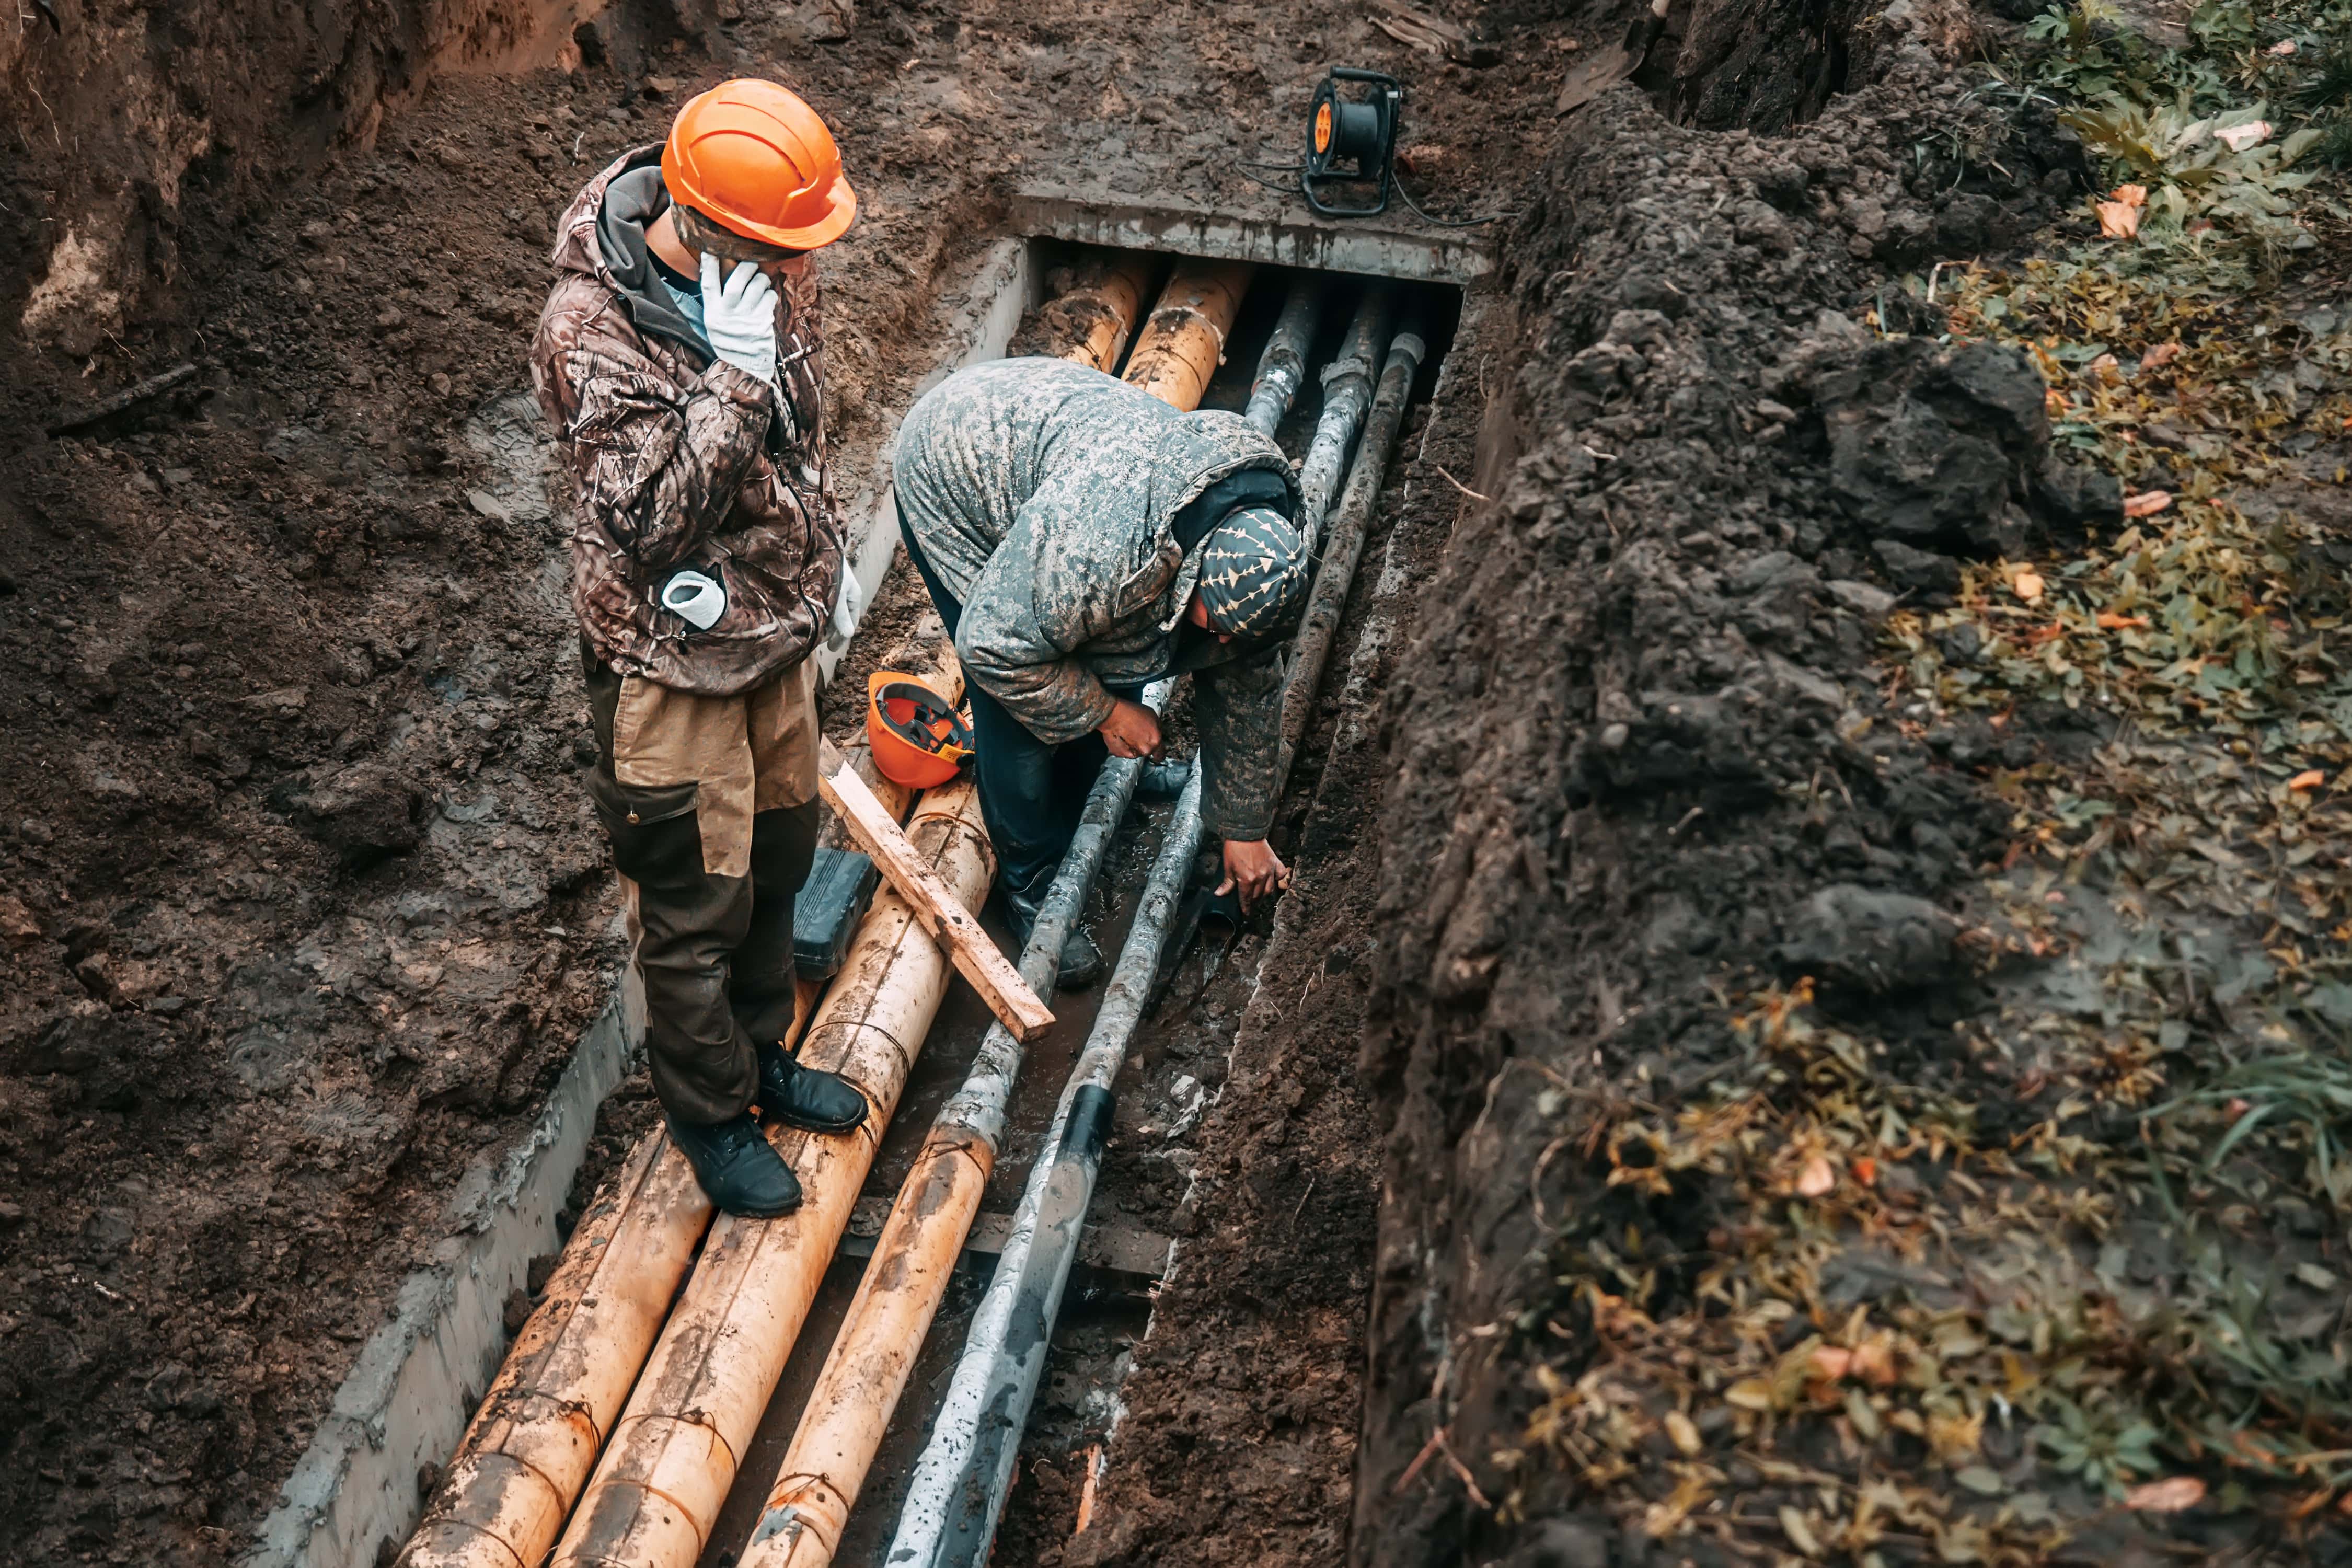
[0,0,640,372]
[1355,10,2101,1561]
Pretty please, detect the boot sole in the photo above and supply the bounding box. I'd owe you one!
[762,1108,869,1134]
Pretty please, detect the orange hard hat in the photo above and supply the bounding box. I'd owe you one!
[867,672,973,790]
[662,79,857,252]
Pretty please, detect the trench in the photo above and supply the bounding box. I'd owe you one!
[249,221,1474,1568]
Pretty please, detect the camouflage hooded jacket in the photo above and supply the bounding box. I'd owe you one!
[893,358,1301,840]
[530,147,841,697]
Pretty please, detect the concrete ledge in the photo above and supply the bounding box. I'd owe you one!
[243,970,644,1568]
[1007,189,1497,283]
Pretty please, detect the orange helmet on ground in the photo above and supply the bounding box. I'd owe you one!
[867,672,973,790]
[662,79,857,251]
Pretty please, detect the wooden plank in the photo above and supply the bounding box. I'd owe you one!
[839,1197,1173,1287]
[815,736,1055,1043]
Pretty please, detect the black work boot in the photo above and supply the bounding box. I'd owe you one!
[755,1042,868,1133]
[1007,887,1104,991]
[667,1112,802,1218]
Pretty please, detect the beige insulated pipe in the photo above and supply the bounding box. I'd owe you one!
[545,778,995,1568]
[398,662,962,1568]
[725,258,1244,1568]
[1051,250,1159,375]
[1120,259,1255,410]
[398,976,821,1568]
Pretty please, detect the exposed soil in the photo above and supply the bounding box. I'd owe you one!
[9,0,2350,1563]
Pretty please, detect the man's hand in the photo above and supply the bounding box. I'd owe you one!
[699,254,780,390]
[1097,698,1163,761]
[1217,838,1290,912]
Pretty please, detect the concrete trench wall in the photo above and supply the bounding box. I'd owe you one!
[245,216,1493,1568]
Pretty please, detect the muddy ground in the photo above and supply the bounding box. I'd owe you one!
[8,0,2351,1564]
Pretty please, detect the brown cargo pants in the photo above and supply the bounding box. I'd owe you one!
[584,643,819,1125]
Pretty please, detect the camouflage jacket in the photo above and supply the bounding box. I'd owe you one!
[530,147,841,697]
[894,358,1301,840]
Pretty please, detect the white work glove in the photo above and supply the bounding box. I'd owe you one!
[699,253,779,393]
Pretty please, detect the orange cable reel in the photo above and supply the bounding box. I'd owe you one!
[867,671,973,790]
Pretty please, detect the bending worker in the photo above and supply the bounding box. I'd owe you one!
[893,356,1311,987]
[530,79,867,1218]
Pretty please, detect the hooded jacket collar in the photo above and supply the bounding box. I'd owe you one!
[553,145,709,360]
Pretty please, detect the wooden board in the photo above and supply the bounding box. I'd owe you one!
[815,736,1055,1043]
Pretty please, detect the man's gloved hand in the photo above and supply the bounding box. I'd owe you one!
[699,253,779,391]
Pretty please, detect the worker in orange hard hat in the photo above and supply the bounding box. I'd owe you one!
[528,80,863,1220]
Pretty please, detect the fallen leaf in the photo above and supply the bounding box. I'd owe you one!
[1726,1379,1775,1411]
[1956,1465,2007,1495]
[2290,770,2325,791]
[2097,611,2151,630]
[1813,1346,1854,1381]
[1928,1410,1984,1463]
[2140,342,2184,371]
[2011,568,2046,604]
[2111,182,2149,209]
[2124,1476,2206,1513]
[1853,1337,1898,1386]
[2268,37,2298,54]
[1664,1409,1702,1457]
[2296,1262,2338,1290]
[1778,1505,1821,1558]
[2216,120,2273,152]
[1851,1156,1877,1186]
[2097,200,2143,239]
[2123,490,2174,517]
[1796,1155,1836,1197]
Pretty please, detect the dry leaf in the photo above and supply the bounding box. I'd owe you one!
[2216,120,2273,152]
[2124,1476,2207,1513]
[2011,568,2046,603]
[1851,1156,1877,1186]
[2291,770,2326,791]
[2097,200,2143,239]
[1852,1337,1897,1386]
[1663,1409,1702,1457]
[1927,1410,1984,1464]
[1778,1506,1821,1558]
[2097,611,2151,630]
[2123,490,2174,517]
[2140,341,2184,370]
[1812,1346,1854,1381]
[2111,182,2149,208]
[1795,1155,1836,1196]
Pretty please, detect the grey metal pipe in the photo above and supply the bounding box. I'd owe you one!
[904,768,1206,1568]
[1241,279,1322,437]
[1295,285,1396,546]
[1278,316,1426,784]
[885,315,1429,1568]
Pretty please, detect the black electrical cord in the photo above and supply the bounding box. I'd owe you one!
[1229,153,1513,227]
[1394,179,1515,229]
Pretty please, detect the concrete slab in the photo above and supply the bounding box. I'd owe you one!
[1007,188,1498,283]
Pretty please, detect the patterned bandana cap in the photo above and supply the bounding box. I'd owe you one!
[1196,505,1310,640]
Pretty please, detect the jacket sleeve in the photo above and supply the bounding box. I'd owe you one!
[1193,647,1286,840]
[952,504,1124,745]
[557,349,774,577]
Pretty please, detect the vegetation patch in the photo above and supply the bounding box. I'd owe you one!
[1500,3,2352,1560]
